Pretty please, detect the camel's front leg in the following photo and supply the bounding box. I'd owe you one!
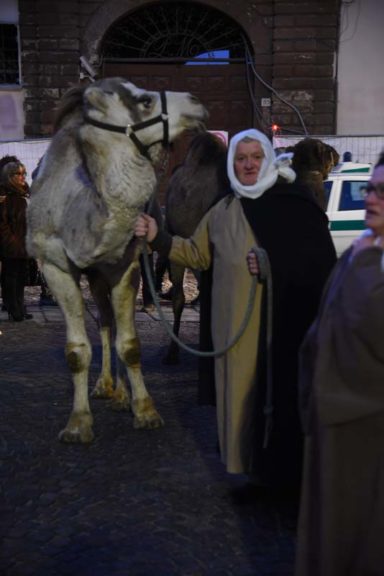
[42,262,94,443]
[112,260,164,429]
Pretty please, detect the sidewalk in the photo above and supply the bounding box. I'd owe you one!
[0,296,297,576]
[0,301,200,326]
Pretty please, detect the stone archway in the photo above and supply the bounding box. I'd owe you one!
[81,0,270,69]
[100,3,254,135]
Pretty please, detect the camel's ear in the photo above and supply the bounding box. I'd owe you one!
[83,86,109,112]
[314,140,325,160]
[330,146,340,166]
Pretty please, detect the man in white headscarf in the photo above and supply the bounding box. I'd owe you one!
[135,128,336,496]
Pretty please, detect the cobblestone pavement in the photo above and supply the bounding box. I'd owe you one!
[0,284,297,576]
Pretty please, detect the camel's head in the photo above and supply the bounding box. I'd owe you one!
[81,77,208,158]
[290,138,340,179]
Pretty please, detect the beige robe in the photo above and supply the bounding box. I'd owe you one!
[169,195,263,474]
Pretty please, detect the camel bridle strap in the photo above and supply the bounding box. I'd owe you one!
[84,90,170,160]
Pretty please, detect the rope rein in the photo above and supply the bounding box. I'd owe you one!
[141,238,274,449]
[141,241,259,357]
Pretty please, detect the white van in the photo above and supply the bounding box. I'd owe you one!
[325,162,372,256]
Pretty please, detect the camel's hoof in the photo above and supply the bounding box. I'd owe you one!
[58,426,94,443]
[91,388,114,399]
[107,388,130,412]
[58,412,94,443]
[91,377,114,399]
[132,397,164,429]
[108,397,130,412]
[133,412,164,429]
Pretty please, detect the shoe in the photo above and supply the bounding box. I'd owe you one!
[8,312,24,322]
[229,482,269,505]
[24,313,33,320]
[142,303,156,313]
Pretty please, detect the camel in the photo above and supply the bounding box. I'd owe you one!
[26,77,207,442]
[160,132,229,365]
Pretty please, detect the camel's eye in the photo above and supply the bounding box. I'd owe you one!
[138,95,152,110]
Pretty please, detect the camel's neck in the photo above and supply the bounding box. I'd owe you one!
[80,127,158,209]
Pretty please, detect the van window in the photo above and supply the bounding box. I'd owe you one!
[339,181,366,211]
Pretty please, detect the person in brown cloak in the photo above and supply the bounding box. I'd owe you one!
[295,153,384,576]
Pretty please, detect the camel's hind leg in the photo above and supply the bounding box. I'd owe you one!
[112,260,163,429]
[109,356,131,411]
[93,327,131,411]
[87,272,130,409]
[91,325,115,399]
[42,262,94,443]
[163,262,186,365]
[87,274,115,399]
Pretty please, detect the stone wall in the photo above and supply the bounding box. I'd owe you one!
[18,0,340,137]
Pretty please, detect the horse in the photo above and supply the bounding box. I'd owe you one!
[287,137,340,210]
[26,77,207,443]
[160,131,229,365]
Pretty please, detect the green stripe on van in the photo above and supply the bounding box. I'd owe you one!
[330,221,365,231]
[339,167,371,173]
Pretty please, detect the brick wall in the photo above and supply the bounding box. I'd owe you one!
[20,0,83,135]
[18,0,340,137]
[272,1,339,134]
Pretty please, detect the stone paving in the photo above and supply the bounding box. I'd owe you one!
[0,286,297,576]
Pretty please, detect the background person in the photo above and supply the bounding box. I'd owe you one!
[295,153,384,576]
[0,161,33,321]
[0,155,19,310]
[135,129,336,498]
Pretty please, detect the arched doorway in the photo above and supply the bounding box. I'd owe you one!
[100,2,255,137]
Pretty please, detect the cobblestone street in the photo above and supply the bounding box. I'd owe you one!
[0,283,297,576]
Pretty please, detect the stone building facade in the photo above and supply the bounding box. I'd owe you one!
[13,0,340,139]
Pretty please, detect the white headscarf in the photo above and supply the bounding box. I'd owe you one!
[227,128,296,199]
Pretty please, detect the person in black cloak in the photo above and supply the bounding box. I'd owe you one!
[241,134,338,497]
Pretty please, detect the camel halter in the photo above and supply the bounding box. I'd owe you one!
[84,90,169,160]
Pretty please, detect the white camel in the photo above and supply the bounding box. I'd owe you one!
[27,77,207,443]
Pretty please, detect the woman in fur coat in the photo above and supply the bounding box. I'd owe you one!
[0,161,33,321]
